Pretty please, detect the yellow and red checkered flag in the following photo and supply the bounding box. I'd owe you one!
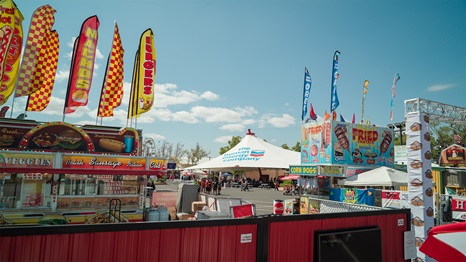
[98,23,124,117]
[15,5,55,98]
[26,30,59,112]
[0,0,23,106]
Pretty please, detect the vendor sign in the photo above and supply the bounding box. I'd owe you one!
[62,154,146,171]
[289,165,317,175]
[148,158,167,170]
[0,152,54,168]
[301,121,394,167]
[439,144,466,167]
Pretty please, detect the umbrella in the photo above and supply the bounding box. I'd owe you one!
[419,222,466,261]
[280,175,300,181]
[221,172,232,177]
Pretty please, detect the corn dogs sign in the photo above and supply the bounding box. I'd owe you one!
[300,121,394,167]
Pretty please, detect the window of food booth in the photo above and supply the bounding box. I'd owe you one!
[58,174,140,196]
[0,174,21,209]
[58,175,97,196]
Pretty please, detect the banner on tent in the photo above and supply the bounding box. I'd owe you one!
[329,188,375,206]
[301,121,394,167]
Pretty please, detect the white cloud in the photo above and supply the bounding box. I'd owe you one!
[143,132,166,140]
[261,113,296,128]
[171,111,199,124]
[55,70,70,83]
[214,135,234,144]
[427,84,454,92]
[242,119,256,125]
[199,91,220,100]
[219,123,245,132]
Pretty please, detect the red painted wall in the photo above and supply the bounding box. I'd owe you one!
[267,213,408,261]
[1,210,410,262]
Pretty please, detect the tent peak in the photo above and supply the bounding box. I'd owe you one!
[246,129,255,136]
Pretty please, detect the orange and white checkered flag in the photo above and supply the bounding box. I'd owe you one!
[26,30,59,112]
[98,23,124,117]
[15,5,55,98]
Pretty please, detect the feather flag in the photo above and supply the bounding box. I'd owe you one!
[0,0,17,95]
[324,110,330,121]
[332,110,337,121]
[330,50,340,111]
[301,67,312,121]
[361,80,370,121]
[26,30,59,111]
[64,15,99,114]
[352,113,355,124]
[128,28,156,118]
[340,114,345,122]
[389,73,401,121]
[309,103,317,120]
[0,106,9,117]
[15,5,55,98]
[98,23,124,117]
[0,0,23,106]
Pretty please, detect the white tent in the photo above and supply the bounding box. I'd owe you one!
[337,166,408,187]
[186,129,300,171]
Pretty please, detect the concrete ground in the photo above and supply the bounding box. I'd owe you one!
[156,180,300,216]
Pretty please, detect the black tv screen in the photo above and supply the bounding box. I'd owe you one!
[314,227,382,262]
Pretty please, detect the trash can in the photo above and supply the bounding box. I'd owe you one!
[145,208,160,221]
[158,206,170,221]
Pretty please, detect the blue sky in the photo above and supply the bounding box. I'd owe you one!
[6,0,466,157]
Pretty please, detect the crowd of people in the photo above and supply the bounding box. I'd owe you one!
[198,177,222,195]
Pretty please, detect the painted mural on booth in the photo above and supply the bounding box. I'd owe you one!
[301,121,394,167]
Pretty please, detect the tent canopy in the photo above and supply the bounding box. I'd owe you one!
[186,129,300,171]
[337,166,408,187]
[280,175,300,181]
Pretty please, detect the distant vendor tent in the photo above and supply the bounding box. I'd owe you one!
[186,129,300,171]
[337,166,408,187]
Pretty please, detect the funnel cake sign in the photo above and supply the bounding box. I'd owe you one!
[439,144,466,167]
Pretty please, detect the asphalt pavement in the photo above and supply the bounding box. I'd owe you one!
[156,180,300,216]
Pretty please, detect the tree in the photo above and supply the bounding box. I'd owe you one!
[219,136,242,155]
[291,142,301,152]
[281,142,301,152]
[186,143,210,165]
[170,142,187,165]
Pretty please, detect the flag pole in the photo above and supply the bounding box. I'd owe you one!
[62,37,79,122]
[127,50,139,127]
[96,49,111,125]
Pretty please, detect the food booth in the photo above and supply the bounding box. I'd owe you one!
[0,118,167,225]
[291,120,395,212]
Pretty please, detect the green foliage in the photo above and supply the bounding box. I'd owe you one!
[291,141,301,152]
[282,142,301,152]
[219,136,242,155]
[279,180,292,187]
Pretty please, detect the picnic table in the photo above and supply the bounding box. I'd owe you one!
[258,184,271,189]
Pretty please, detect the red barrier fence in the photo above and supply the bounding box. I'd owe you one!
[1,209,410,262]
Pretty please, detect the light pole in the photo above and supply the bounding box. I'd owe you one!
[387,122,406,145]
